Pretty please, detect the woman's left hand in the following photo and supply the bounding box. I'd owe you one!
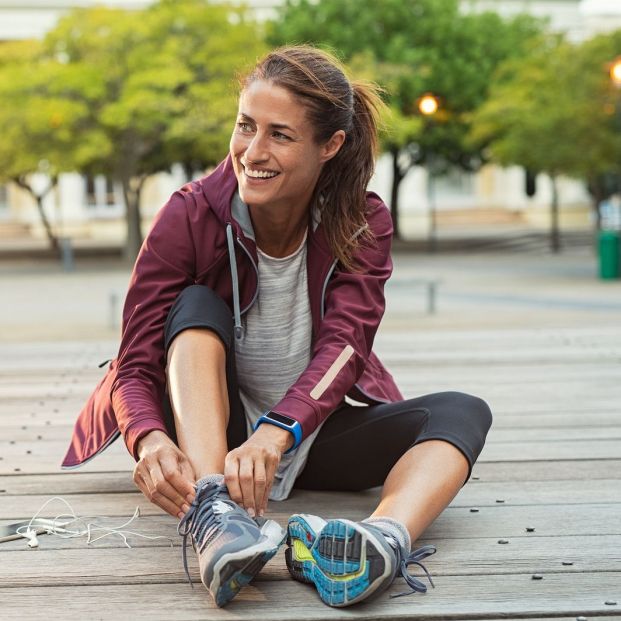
[224,424,294,517]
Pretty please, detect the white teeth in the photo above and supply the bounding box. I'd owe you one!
[244,167,278,179]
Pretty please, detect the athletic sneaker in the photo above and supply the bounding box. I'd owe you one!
[286,513,436,607]
[178,481,285,607]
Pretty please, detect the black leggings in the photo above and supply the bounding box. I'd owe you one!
[163,285,493,490]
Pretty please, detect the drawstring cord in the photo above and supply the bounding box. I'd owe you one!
[226,223,243,340]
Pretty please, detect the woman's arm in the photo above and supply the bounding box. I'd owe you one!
[112,189,200,516]
[112,190,197,458]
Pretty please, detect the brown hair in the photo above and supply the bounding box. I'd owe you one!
[241,45,384,272]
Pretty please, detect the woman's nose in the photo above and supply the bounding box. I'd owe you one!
[245,133,268,162]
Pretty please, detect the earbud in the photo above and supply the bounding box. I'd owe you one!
[24,528,39,548]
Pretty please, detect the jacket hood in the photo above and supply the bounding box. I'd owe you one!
[197,155,239,226]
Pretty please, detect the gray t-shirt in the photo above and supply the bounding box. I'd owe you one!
[234,229,324,501]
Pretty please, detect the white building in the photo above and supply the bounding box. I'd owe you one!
[1,0,620,241]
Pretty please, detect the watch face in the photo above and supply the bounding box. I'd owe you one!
[267,412,296,427]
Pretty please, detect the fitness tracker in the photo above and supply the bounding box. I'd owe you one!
[253,411,303,453]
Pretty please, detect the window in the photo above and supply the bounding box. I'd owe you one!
[84,175,121,213]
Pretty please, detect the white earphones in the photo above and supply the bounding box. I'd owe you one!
[23,528,39,548]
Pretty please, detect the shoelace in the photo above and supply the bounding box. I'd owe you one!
[177,482,223,587]
[390,543,437,598]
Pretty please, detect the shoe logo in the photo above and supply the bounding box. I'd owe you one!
[213,500,234,514]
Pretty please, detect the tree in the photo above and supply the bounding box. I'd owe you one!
[43,0,266,260]
[0,40,105,251]
[469,31,621,250]
[269,0,542,238]
[562,29,621,228]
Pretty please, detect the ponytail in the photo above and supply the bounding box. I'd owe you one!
[315,80,385,271]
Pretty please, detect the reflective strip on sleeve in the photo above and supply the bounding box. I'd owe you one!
[310,345,355,400]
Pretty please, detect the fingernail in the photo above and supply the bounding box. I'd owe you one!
[182,503,190,513]
[258,510,264,517]
[186,494,194,503]
[177,512,184,519]
[247,508,255,518]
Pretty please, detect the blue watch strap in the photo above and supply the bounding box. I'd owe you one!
[253,412,303,453]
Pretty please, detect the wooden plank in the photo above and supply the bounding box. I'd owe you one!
[0,472,135,495]
[490,412,621,429]
[2,474,620,507]
[3,434,621,476]
[2,494,621,540]
[0,573,619,620]
[471,459,621,482]
[0,534,620,588]
[479,440,621,461]
[2,459,620,496]
[487,427,621,442]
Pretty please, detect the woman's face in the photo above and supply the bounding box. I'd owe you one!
[230,80,344,214]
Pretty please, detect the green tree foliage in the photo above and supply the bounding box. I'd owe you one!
[269,0,542,237]
[0,39,104,250]
[470,30,621,249]
[42,0,265,260]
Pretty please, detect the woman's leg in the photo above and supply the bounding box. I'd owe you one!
[164,286,282,608]
[295,391,493,543]
[167,328,230,479]
[369,440,469,542]
[163,285,247,480]
[288,392,492,606]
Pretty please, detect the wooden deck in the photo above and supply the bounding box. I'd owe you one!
[1,326,620,620]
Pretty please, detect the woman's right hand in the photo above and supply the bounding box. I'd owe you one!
[133,430,197,519]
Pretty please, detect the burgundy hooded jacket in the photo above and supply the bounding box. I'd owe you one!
[61,156,402,468]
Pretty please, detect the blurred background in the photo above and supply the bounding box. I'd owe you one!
[0,0,620,343]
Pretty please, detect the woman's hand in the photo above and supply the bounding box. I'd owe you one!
[224,424,293,518]
[133,430,196,519]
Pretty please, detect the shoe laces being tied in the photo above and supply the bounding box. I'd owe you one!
[389,541,437,598]
[177,481,224,587]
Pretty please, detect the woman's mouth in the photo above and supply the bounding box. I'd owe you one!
[241,159,280,180]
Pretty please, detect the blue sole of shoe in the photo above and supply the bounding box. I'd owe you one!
[286,516,390,607]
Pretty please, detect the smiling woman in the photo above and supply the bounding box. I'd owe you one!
[63,45,492,610]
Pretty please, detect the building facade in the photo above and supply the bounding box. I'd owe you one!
[1,0,620,240]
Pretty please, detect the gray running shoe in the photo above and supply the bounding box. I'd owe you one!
[286,513,436,607]
[178,481,285,607]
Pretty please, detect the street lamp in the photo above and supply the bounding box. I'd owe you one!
[417,93,440,251]
[418,93,439,116]
[610,56,621,88]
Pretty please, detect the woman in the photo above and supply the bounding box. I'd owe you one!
[63,46,492,609]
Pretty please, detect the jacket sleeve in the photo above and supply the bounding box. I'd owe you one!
[111,190,197,460]
[271,197,393,440]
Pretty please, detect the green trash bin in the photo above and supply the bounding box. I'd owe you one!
[598,230,620,279]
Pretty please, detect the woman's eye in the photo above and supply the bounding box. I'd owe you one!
[273,131,290,141]
[237,122,253,132]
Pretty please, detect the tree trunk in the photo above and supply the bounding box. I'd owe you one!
[390,147,404,240]
[122,175,146,263]
[14,176,59,252]
[550,174,561,253]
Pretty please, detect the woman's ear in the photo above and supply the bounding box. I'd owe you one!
[320,130,346,163]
